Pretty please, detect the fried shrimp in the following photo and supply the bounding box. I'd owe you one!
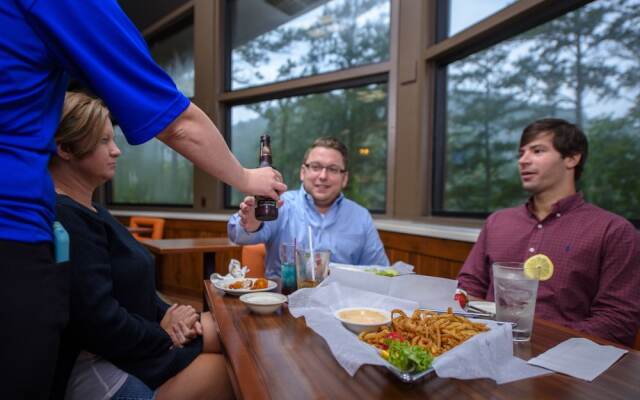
[360,308,488,356]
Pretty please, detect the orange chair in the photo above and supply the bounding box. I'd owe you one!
[129,216,165,240]
[242,244,266,278]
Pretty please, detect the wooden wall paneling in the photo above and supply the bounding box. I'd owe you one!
[379,230,472,279]
[386,248,411,264]
[112,217,474,301]
[378,230,472,263]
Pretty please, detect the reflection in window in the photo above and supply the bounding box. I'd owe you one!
[228,0,390,90]
[149,23,194,97]
[111,126,193,205]
[228,83,388,211]
[446,0,515,37]
[439,0,640,222]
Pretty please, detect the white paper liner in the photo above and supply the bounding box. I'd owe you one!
[288,281,550,384]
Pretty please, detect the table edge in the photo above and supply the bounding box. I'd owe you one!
[205,280,271,400]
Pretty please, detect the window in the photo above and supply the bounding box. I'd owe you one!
[228,82,388,211]
[446,0,516,37]
[224,0,391,213]
[433,0,640,224]
[228,0,390,90]
[109,21,194,206]
[111,126,193,205]
[149,22,195,97]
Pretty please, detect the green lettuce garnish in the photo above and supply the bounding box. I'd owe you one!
[365,268,400,277]
[386,340,433,372]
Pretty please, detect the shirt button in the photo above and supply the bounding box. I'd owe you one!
[529,247,535,253]
[537,224,543,229]
[556,213,561,217]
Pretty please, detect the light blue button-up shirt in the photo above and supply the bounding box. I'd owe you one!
[228,187,389,279]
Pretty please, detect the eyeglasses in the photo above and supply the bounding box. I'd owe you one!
[304,162,346,176]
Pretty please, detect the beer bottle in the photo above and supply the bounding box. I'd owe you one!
[255,134,278,221]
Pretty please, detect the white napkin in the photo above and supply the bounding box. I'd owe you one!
[288,281,550,384]
[527,338,628,381]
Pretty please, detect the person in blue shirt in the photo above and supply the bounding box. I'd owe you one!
[228,137,389,281]
[0,1,285,398]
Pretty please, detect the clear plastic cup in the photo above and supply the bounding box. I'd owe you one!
[295,249,331,289]
[493,261,539,341]
[279,243,297,295]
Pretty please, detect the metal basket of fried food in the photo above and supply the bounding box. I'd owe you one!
[358,308,490,383]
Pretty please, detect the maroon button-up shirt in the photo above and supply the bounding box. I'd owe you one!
[458,193,640,346]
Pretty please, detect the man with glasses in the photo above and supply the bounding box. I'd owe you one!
[228,137,389,280]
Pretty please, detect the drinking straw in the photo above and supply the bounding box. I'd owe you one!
[307,225,315,281]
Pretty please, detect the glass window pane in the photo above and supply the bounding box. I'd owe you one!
[149,23,194,97]
[446,0,516,37]
[440,0,640,223]
[229,83,388,211]
[111,126,193,205]
[228,0,390,90]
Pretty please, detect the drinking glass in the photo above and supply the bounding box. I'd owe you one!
[493,262,539,341]
[295,249,331,289]
[279,243,297,295]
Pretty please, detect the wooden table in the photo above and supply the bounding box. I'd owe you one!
[204,280,640,400]
[141,238,239,310]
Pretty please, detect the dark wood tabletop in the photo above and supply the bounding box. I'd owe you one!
[204,280,640,400]
[140,237,239,255]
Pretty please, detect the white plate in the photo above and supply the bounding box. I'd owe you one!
[212,277,277,296]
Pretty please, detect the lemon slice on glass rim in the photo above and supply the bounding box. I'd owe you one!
[524,254,554,280]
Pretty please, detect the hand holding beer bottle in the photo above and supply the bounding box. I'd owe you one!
[255,135,278,221]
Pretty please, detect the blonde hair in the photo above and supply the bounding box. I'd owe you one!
[54,92,111,159]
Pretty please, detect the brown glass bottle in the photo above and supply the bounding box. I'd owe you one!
[255,135,278,221]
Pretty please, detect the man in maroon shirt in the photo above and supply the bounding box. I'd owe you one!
[457,118,640,346]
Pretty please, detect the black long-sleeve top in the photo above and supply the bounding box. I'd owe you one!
[52,194,201,397]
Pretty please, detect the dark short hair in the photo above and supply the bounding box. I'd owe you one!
[302,137,349,171]
[520,118,588,181]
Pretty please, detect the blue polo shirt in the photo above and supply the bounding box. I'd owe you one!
[0,0,189,243]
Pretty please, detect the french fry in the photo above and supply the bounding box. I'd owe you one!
[360,308,488,357]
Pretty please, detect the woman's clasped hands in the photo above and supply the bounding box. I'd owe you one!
[160,304,203,348]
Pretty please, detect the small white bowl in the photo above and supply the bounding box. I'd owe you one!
[239,292,287,314]
[334,307,391,334]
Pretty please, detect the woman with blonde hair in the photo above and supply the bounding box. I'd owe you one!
[50,92,234,400]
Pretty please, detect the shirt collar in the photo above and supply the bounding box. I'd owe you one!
[525,192,585,218]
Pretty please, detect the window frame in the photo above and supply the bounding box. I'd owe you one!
[427,0,629,221]
[220,0,394,214]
